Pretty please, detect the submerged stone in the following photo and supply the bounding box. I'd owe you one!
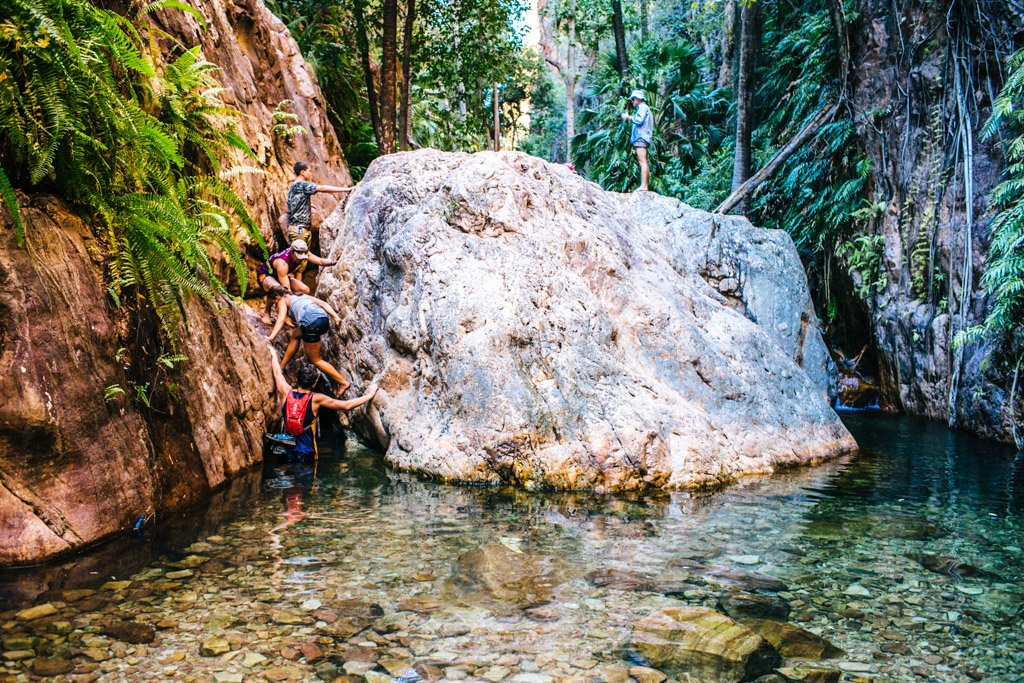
[717,592,791,621]
[102,621,156,644]
[742,620,843,660]
[629,606,781,682]
[452,544,571,609]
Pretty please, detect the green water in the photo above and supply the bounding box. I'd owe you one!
[1,413,1022,682]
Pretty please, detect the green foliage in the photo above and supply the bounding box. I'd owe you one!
[272,99,307,141]
[957,48,1024,356]
[837,234,887,301]
[521,53,566,161]
[0,0,263,342]
[572,41,728,193]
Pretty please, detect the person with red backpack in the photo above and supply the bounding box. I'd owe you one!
[269,349,377,460]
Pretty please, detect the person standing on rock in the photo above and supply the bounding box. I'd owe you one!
[266,286,350,392]
[256,239,335,323]
[269,350,376,459]
[621,89,653,192]
[284,161,354,243]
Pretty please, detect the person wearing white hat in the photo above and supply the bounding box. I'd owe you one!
[621,89,653,192]
[256,238,336,323]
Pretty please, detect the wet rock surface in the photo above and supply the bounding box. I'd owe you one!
[0,197,276,565]
[318,150,856,492]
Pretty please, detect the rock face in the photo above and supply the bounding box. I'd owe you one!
[0,195,276,564]
[151,0,352,251]
[0,0,345,565]
[318,150,856,491]
[629,606,781,682]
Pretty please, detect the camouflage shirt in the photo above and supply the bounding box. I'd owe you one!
[287,180,318,227]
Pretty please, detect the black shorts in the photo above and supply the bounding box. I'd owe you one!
[300,316,330,343]
[633,141,649,149]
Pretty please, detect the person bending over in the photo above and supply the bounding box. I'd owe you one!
[285,161,354,243]
[256,239,335,323]
[269,350,376,460]
[267,286,350,393]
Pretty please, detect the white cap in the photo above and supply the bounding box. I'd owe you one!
[291,239,309,258]
[629,89,646,101]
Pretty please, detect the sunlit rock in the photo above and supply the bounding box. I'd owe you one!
[319,150,857,491]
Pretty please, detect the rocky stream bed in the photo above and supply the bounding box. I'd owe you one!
[0,414,1022,683]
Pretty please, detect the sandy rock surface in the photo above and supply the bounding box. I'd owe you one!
[318,150,856,491]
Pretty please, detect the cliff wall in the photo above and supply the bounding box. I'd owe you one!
[0,0,349,564]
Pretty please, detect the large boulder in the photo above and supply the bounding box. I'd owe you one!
[318,150,857,491]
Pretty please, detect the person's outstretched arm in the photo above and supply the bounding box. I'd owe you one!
[317,184,354,195]
[316,386,377,412]
[269,346,292,401]
[311,296,341,323]
[307,253,337,267]
[268,298,290,341]
[272,258,292,291]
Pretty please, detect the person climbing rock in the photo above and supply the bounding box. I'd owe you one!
[266,286,351,392]
[621,89,653,192]
[256,239,335,323]
[269,350,377,460]
[285,161,354,243]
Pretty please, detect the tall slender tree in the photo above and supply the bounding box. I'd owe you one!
[353,0,381,146]
[611,0,628,79]
[379,0,399,154]
[399,0,416,150]
[730,0,761,215]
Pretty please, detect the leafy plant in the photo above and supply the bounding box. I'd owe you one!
[104,385,126,402]
[956,48,1024,366]
[838,234,888,301]
[272,99,307,141]
[0,0,263,342]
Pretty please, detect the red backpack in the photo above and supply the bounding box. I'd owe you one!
[283,391,314,436]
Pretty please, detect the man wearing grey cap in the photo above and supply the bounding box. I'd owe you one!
[621,89,653,192]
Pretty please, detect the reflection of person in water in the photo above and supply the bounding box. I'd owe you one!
[283,489,307,524]
[268,486,310,591]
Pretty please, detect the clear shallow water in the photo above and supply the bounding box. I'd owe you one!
[1,414,1022,682]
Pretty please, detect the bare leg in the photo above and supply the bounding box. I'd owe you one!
[281,328,302,369]
[261,275,283,324]
[289,277,310,294]
[304,340,350,393]
[635,147,650,191]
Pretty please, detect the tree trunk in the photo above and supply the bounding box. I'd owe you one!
[730,0,760,215]
[399,0,415,151]
[640,0,648,43]
[353,0,381,145]
[824,0,850,96]
[717,0,737,89]
[493,82,500,151]
[566,9,576,159]
[379,0,399,154]
[611,0,628,79]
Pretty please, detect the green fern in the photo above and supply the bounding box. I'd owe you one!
[0,0,265,342]
[956,49,1024,357]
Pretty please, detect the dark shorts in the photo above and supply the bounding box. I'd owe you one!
[300,316,329,343]
[257,271,270,288]
[633,141,649,149]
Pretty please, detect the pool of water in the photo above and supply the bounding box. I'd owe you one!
[1,414,1022,682]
